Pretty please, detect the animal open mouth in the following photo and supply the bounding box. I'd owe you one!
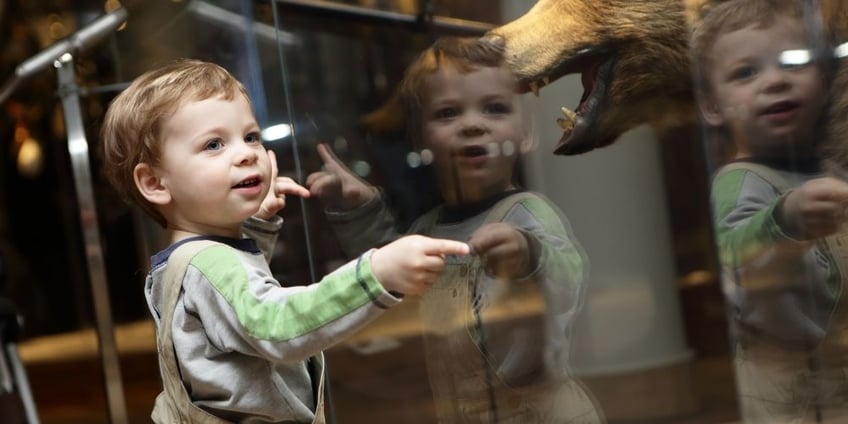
[517,47,614,155]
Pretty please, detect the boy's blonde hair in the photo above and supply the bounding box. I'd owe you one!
[399,36,512,145]
[100,58,250,228]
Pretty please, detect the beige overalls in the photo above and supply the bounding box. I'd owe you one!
[416,192,603,423]
[717,163,848,423]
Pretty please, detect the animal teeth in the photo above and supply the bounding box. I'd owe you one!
[543,76,550,85]
[529,81,540,96]
[557,107,577,129]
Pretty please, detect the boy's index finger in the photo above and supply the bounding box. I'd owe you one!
[267,149,279,178]
[822,179,848,203]
[316,143,344,170]
[276,177,311,197]
[466,237,491,257]
[425,239,470,257]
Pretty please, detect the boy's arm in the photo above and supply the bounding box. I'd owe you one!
[474,198,588,385]
[324,190,402,258]
[712,169,840,346]
[504,198,588,307]
[181,234,467,362]
[307,143,400,257]
[712,168,812,280]
[183,246,401,363]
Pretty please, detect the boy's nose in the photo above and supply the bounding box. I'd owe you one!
[760,67,791,93]
[459,115,489,137]
[235,142,259,165]
[461,124,487,137]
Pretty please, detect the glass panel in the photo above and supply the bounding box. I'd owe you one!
[2,0,802,422]
[270,1,733,423]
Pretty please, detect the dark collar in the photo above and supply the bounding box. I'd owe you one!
[438,188,525,224]
[150,235,260,268]
[733,156,821,174]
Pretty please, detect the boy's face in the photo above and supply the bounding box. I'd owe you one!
[700,16,827,158]
[421,65,525,206]
[153,93,270,235]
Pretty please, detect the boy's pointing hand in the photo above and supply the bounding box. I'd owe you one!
[255,149,310,220]
[370,235,470,296]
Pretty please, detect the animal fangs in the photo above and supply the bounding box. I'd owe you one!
[528,77,551,96]
[557,106,577,129]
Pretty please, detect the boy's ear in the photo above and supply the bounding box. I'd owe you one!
[133,163,171,205]
[699,94,725,127]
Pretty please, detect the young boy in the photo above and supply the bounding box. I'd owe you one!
[692,0,848,421]
[307,37,603,423]
[99,58,470,423]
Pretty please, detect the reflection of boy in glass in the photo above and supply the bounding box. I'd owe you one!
[307,37,603,423]
[692,0,848,421]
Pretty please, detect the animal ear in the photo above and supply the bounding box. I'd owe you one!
[133,163,171,205]
[683,0,713,29]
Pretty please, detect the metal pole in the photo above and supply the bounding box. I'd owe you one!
[6,343,39,424]
[55,53,128,424]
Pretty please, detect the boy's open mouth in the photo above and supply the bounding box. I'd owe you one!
[456,145,489,158]
[233,177,260,188]
[761,100,800,116]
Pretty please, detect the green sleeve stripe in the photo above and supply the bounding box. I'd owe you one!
[712,170,785,265]
[711,169,746,225]
[517,196,568,234]
[517,197,586,284]
[193,246,378,341]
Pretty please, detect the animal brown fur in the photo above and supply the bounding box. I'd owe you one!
[483,0,848,162]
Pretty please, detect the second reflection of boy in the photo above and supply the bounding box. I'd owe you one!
[693,0,848,422]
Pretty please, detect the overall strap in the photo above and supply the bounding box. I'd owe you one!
[152,240,231,424]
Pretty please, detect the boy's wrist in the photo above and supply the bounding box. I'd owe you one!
[774,192,804,240]
[243,215,283,233]
[512,230,541,280]
[340,187,379,211]
[326,189,384,220]
[356,248,404,304]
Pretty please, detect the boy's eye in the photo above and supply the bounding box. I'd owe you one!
[204,138,223,151]
[728,65,756,81]
[434,107,459,120]
[245,132,261,143]
[484,102,512,115]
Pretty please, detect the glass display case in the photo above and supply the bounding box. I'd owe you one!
[3,0,843,423]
